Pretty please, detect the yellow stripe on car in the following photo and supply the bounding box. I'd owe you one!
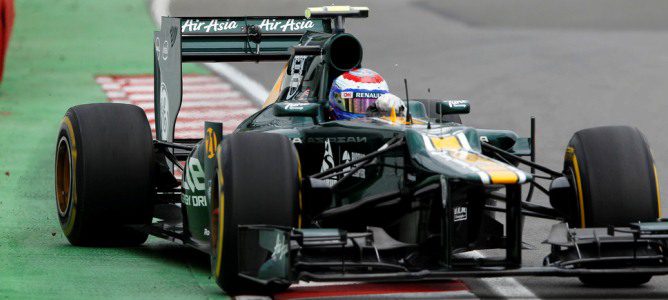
[451,150,519,184]
[430,136,461,151]
[427,133,524,184]
[488,171,520,184]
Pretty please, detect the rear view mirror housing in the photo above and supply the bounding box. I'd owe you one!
[273,102,320,124]
[436,100,470,115]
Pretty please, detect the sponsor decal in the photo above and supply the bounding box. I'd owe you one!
[284,103,309,110]
[183,194,207,207]
[286,55,307,100]
[306,136,368,143]
[341,91,353,99]
[342,150,365,178]
[454,206,467,222]
[205,127,218,159]
[180,18,314,33]
[479,136,489,143]
[291,137,303,144]
[258,18,315,32]
[271,233,288,261]
[162,40,169,60]
[181,19,239,33]
[445,100,468,108]
[320,139,336,186]
[159,82,169,139]
[183,157,207,207]
[353,92,383,99]
[184,157,205,192]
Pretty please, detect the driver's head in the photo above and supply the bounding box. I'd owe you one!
[328,68,389,120]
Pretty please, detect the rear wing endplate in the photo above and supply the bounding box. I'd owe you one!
[153,16,332,141]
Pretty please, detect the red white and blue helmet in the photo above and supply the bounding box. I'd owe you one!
[328,68,389,120]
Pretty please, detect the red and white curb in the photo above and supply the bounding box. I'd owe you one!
[95,74,259,139]
[271,281,476,300]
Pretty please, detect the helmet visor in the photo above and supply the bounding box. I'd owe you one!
[338,91,384,114]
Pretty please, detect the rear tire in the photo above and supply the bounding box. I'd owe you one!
[55,103,153,246]
[211,132,300,295]
[561,126,660,286]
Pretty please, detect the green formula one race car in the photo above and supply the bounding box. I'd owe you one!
[54,6,668,295]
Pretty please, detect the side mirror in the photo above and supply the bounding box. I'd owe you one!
[273,102,320,124]
[436,100,470,115]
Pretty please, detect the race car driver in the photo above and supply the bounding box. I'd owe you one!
[328,68,405,120]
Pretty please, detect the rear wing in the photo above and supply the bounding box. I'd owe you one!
[153,16,332,141]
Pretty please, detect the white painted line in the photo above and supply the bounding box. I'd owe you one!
[204,62,269,105]
[466,251,539,299]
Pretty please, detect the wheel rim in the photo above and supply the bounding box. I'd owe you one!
[56,136,72,217]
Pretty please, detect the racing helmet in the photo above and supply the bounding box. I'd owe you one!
[328,68,389,120]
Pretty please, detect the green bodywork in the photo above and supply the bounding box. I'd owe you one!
[182,92,533,249]
[158,14,533,261]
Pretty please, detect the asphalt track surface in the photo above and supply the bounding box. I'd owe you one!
[2,1,668,299]
[169,0,668,298]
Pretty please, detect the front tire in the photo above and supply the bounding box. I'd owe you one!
[561,126,660,286]
[563,126,660,227]
[211,132,301,295]
[55,103,153,246]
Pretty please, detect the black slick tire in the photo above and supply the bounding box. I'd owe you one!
[211,132,300,295]
[562,126,660,286]
[55,103,153,246]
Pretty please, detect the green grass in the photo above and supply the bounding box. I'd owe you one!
[0,1,224,298]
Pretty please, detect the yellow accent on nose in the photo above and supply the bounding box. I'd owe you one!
[488,171,519,184]
[390,107,397,123]
[430,136,461,151]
